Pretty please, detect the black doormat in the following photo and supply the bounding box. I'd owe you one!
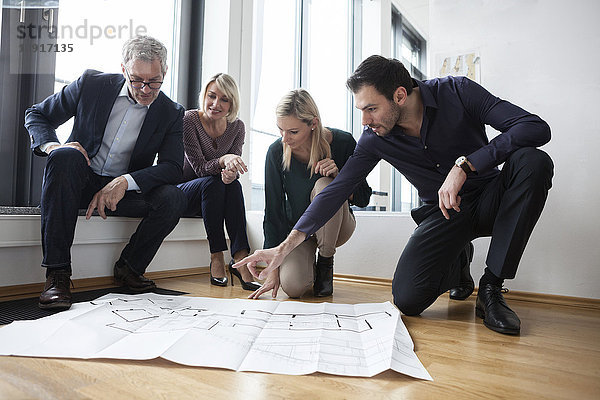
[0,287,188,325]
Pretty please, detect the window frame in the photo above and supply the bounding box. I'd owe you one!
[390,6,426,212]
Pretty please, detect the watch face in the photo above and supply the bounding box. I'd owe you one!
[455,156,466,166]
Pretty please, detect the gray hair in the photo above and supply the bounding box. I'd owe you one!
[122,35,168,75]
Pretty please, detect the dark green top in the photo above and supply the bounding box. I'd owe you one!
[263,128,372,249]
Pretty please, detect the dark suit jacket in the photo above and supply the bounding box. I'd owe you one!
[24,69,184,193]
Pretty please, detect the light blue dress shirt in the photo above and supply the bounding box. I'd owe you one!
[89,83,148,191]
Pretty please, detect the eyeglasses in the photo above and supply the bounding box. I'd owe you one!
[125,69,163,90]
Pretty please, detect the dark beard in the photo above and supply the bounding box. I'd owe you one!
[374,101,402,136]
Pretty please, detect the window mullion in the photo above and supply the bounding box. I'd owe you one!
[296,0,305,88]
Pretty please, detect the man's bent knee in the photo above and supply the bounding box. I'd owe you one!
[46,147,88,171]
[511,148,554,177]
[394,297,429,316]
[153,185,187,218]
[393,281,438,316]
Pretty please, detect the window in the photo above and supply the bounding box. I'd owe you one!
[249,0,355,211]
[249,0,298,211]
[0,0,182,206]
[301,0,352,130]
[393,12,426,80]
[1,4,61,206]
[54,0,179,142]
[390,7,426,212]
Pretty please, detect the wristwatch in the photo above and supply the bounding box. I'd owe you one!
[455,156,472,174]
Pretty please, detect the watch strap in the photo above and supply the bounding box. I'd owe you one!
[455,156,472,174]
[459,161,471,174]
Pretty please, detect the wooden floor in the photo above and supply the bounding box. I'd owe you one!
[0,273,599,400]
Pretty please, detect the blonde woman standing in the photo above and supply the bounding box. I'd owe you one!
[251,89,371,299]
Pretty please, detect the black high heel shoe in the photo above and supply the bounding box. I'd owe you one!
[228,259,261,291]
[210,262,228,287]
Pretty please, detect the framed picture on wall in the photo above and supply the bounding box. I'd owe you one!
[435,51,481,82]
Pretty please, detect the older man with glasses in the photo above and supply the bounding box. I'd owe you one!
[25,35,186,311]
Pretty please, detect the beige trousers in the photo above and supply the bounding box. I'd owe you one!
[279,177,356,298]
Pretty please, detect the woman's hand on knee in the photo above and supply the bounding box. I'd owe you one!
[219,154,248,175]
[221,168,237,184]
[248,270,280,300]
[314,158,338,178]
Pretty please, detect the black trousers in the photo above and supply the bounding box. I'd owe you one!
[40,147,187,274]
[177,175,250,258]
[392,148,554,316]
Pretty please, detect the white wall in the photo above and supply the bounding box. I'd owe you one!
[247,211,418,279]
[426,0,600,298]
[0,216,210,286]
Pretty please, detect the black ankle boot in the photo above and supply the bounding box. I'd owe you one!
[313,255,334,297]
[449,242,475,300]
[476,284,520,335]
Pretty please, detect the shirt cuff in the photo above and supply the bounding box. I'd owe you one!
[39,142,61,154]
[123,174,141,192]
[467,147,494,174]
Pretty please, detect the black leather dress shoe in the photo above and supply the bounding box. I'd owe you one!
[449,242,475,300]
[476,284,521,335]
[114,260,156,293]
[313,255,334,297]
[39,269,72,310]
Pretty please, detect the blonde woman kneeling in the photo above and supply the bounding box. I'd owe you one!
[252,89,371,299]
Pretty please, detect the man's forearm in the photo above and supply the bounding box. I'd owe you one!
[254,229,308,280]
[279,229,307,255]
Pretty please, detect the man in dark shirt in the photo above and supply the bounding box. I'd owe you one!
[235,55,553,335]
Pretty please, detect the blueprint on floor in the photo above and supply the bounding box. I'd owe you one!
[0,293,432,380]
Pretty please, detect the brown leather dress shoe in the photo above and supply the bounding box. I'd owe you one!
[39,269,72,310]
[114,260,156,293]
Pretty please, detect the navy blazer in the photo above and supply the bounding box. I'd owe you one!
[24,69,184,193]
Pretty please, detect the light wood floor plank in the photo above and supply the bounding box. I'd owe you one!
[0,273,598,400]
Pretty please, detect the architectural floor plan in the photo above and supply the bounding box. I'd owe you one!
[0,293,431,380]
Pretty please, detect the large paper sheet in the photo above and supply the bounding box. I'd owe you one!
[0,293,431,380]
